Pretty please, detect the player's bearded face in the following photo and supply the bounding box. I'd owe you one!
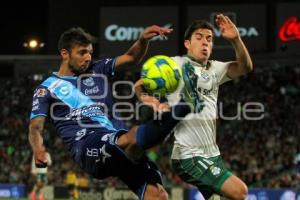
[68,44,93,75]
[185,28,213,63]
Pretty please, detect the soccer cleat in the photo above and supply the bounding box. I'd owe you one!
[30,191,36,200]
[38,194,44,200]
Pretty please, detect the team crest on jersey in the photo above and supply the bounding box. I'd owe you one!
[34,88,47,97]
[83,77,95,87]
[200,72,210,81]
[210,166,221,176]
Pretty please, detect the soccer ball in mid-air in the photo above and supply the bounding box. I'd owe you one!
[141,55,181,97]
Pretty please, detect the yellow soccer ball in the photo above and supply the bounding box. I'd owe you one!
[141,55,181,97]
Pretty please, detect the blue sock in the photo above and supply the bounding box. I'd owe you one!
[136,103,190,149]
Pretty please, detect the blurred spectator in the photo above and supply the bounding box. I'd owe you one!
[65,166,78,199]
[77,172,90,192]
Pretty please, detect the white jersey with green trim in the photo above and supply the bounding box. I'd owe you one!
[168,56,231,159]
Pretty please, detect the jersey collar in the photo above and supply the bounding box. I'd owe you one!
[184,55,210,69]
[52,72,78,80]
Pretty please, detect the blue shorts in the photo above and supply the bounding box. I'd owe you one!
[72,130,162,199]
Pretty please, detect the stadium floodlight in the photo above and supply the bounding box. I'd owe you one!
[29,39,38,48]
[23,39,45,49]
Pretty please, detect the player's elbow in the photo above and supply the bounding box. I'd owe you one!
[244,58,253,73]
[238,63,253,76]
[245,62,253,73]
[160,190,168,200]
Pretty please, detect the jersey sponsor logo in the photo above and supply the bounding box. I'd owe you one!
[32,105,39,111]
[82,77,95,87]
[197,87,214,96]
[65,103,106,120]
[34,88,47,97]
[32,99,39,106]
[86,145,112,164]
[84,86,99,96]
[42,76,115,130]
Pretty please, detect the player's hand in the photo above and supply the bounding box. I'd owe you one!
[157,103,171,113]
[134,79,171,112]
[140,25,173,41]
[215,14,240,41]
[139,94,170,112]
[33,148,49,168]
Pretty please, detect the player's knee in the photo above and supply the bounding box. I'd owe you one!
[158,189,168,200]
[151,189,168,200]
[117,127,138,148]
[116,127,144,161]
[144,184,168,200]
[232,184,248,200]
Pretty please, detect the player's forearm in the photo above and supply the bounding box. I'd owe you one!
[28,124,45,153]
[134,79,146,102]
[231,37,253,74]
[125,37,149,65]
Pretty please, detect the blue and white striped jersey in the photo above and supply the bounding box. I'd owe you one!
[30,58,127,149]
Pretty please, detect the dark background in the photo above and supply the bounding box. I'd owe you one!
[0,0,299,57]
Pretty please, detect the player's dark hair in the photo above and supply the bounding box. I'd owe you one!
[184,20,214,40]
[58,27,97,52]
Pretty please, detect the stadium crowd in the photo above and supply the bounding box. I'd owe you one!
[0,62,299,192]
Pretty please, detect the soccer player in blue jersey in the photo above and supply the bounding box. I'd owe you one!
[28,26,190,200]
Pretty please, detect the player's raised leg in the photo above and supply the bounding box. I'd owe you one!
[117,102,191,160]
[220,175,248,200]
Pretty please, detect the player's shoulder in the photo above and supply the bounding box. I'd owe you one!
[33,87,49,99]
[91,58,116,67]
[32,75,56,97]
[171,55,183,61]
[209,60,231,69]
[210,60,226,65]
[171,56,186,68]
[88,58,117,74]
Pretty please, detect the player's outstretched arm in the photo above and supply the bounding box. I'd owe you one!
[216,14,253,79]
[115,25,173,71]
[28,117,49,168]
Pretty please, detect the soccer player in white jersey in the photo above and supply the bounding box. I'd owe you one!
[135,14,253,200]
